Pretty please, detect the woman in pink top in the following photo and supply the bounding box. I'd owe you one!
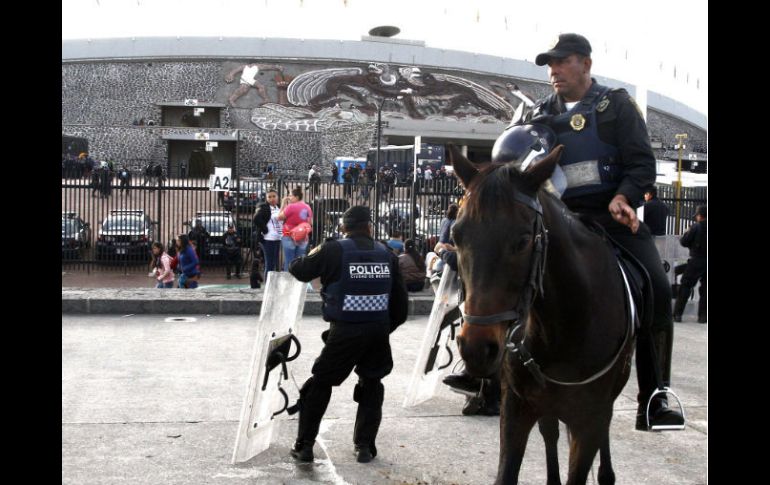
[150,242,175,288]
[277,186,313,270]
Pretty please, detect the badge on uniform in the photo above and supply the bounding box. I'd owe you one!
[596,97,610,113]
[570,113,586,131]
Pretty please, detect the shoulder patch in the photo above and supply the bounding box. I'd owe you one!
[308,244,322,256]
[596,97,610,112]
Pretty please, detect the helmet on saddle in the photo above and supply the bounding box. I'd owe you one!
[491,123,557,171]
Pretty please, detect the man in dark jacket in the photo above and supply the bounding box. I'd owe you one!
[287,206,408,464]
[642,186,669,236]
[223,224,242,279]
[673,205,707,323]
[117,166,132,196]
[188,220,210,261]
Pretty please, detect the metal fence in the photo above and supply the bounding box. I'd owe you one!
[61,173,463,273]
[61,174,703,274]
[656,184,707,236]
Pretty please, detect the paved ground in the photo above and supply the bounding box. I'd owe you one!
[62,310,707,485]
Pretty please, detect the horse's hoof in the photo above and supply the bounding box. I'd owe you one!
[598,469,616,485]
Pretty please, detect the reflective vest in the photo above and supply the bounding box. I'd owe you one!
[322,238,392,323]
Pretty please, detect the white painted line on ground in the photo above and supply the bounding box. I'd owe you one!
[315,419,351,485]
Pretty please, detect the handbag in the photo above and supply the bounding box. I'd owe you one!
[289,221,312,243]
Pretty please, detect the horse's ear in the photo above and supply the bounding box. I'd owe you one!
[522,145,564,191]
[446,143,478,186]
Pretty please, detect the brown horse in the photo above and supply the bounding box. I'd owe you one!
[447,144,635,485]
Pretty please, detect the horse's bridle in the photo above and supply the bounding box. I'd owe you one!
[459,189,548,342]
[458,189,634,387]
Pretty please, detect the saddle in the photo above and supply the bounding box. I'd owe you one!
[581,217,653,332]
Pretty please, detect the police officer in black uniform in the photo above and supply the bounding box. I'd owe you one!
[498,33,684,431]
[673,205,707,323]
[642,185,669,236]
[288,205,408,463]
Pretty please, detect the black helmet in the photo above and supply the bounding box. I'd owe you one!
[491,124,557,169]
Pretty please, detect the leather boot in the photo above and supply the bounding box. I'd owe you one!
[290,440,314,462]
[672,284,690,322]
[443,369,482,394]
[352,380,384,462]
[478,375,501,416]
[292,378,332,460]
[635,328,685,431]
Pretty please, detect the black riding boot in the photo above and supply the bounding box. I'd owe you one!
[635,327,685,431]
[697,278,707,323]
[291,377,332,462]
[479,373,501,416]
[352,379,384,463]
[443,368,482,394]
[672,284,691,321]
[353,405,382,463]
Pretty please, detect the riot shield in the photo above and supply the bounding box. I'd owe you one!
[403,267,462,408]
[232,271,307,463]
[654,235,691,284]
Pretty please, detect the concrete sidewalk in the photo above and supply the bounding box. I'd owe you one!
[62,314,707,485]
[62,287,437,315]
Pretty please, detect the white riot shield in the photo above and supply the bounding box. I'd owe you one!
[403,267,462,408]
[232,272,308,463]
[654,235,691,284]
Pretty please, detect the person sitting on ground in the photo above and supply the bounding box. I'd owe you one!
[398,239,427,292]
[386,230,404,255]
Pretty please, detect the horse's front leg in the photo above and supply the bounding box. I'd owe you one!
[538,416,562,485]
[597,427,615,485]
[565,410,612,485]
[496,382,538,485]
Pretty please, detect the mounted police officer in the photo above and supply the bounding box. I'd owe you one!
[495,33,685,431]
[287,205,408,463]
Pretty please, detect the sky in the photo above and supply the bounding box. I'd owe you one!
[62,0,707,116]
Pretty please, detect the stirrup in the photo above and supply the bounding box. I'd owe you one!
[645,387,686,431]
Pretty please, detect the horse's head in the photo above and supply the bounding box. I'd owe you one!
[447,141,563,377]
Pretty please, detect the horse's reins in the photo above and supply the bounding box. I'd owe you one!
[459,190,634,387]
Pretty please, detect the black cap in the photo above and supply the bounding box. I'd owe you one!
[343,205,371,226]
[535,33,592,66]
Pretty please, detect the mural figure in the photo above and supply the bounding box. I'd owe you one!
[225,63,284,107]
[287,63,513,121]
[289,64,409,115]
[403,70,513,120]
[274,73,295,106]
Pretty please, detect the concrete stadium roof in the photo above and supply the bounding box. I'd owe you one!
[62,36,706,130]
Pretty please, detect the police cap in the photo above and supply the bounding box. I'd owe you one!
[535,33,592,66]
[343,205,371,226]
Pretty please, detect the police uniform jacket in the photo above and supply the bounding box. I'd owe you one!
[643,198,669,236]
[680,220,707,259]
[289,234,408,329]
[530,79,656,214]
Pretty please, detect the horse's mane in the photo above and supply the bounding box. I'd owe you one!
[463,163,533,221]
[462,162,596,240]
